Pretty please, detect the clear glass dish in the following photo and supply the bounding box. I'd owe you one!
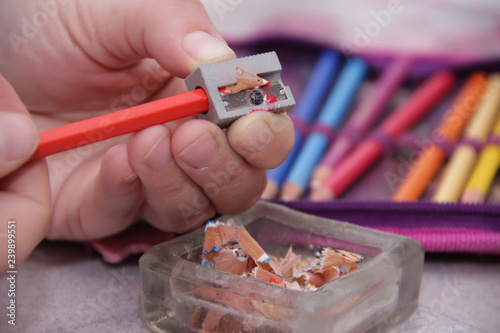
[140,200,424,333]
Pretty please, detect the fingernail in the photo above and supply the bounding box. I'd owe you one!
[123,172,138,183]
[0,113,38,161]
[182,31,236,66]
[240,119,273,153]
[179,133,219,169]
[143,135,173,170]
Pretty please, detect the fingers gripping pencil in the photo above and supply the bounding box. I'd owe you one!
[32,53,295,159]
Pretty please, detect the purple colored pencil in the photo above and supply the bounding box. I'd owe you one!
[310,57,412,189]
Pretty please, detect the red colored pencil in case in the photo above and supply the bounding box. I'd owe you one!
[309,71,456,201]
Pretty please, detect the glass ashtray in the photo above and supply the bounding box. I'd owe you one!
[140,201,424,333]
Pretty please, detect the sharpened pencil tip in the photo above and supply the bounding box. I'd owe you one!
[261,181,279,199]
[309,181,321,191]
[310,166,332,190]
[461,188,485,203]
[309,187,334,201]
[280,182,303,201]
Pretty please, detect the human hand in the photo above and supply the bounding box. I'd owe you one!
[0,0,294,241]
[0,74,50,274]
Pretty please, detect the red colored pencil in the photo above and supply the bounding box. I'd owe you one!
[32,89,208,160]
[309,71,456,200]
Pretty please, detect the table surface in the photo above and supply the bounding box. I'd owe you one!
[1,240,499,333]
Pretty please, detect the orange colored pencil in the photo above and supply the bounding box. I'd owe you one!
[433,73,500,202]
[392,72,488,201]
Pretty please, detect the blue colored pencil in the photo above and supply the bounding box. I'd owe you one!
[280,58,368,200]
[310,57,411,189]
[262,49,340,198]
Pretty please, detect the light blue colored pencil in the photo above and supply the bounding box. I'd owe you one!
[263,49,340,198]
[281,57,368,200]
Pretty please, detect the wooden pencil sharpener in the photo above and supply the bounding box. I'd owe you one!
[139,201,424,333]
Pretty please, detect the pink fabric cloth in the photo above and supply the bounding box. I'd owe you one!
[376,227,500,255]
[89,224,176,263]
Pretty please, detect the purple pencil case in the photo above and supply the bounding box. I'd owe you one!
[272,200,500,255]
[265,46,500,256]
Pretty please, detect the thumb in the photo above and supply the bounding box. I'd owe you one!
[0,75,38,177]
[79,0,236,78]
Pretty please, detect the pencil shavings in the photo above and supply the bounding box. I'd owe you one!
[222,66,269,94]
[201,218,364,291]
[197,218,365,332]
[201,220,238,268]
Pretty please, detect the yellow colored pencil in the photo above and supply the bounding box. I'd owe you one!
[461,114,500,203]
[433,74,500,202]
[393,72,488,201]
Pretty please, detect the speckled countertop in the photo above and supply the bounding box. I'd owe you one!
[0,240,499,333]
